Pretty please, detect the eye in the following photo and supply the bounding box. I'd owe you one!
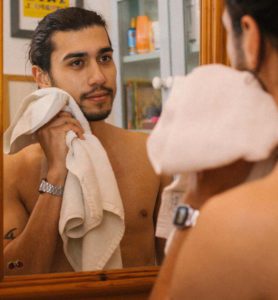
[98,54,113,63]
[70,59,84,68]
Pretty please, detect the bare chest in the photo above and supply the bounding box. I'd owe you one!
[22,151,160,268]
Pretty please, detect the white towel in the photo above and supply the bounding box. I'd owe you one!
[155,174,189,239]
[147,64,278,239]
[4,87,125,271]
[147,64,278,175]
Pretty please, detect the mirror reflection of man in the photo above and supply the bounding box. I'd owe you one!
[3,7,169,275]
[150,0,278,299]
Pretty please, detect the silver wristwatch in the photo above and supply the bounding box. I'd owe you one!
[173,204,200,229]
[39,179,64,197]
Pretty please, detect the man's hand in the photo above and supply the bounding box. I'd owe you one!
[37,111,85,179]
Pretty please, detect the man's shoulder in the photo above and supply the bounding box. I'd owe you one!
[4,144,44,205]
[173,166,278,299]
[106,123,149,147]
[195,165,278,269]
[109,124,148,138]
[4,143,44,172]
[105,124,160,179]
[203,164,278,224]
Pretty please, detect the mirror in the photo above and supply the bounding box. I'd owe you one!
[0,0,228,298]
[3,0,174,277]
[0,2,160,298]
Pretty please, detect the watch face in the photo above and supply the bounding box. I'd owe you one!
[173,205,189,227]
[39,180,47,193]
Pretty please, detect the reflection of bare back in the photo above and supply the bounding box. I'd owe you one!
[4,122,168,274]
[169,162,278,299]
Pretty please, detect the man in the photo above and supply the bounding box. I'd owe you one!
[3,7,168,275]
[150,0,278,299]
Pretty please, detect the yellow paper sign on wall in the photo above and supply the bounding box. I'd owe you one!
[23,0,70,18]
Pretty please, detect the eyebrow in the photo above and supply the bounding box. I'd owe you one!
[62,47,114,62]
[99,47,114,54]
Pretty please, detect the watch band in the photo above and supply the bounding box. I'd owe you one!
[173,204,200,229]
[39,178,64,197]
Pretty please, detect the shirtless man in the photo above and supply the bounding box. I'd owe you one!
[150,0,278,299]
[3,7,168,275]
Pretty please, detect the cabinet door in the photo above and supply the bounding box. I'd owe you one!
[111,0,170,130]
[169,0,200,75]
[111,0,226,130]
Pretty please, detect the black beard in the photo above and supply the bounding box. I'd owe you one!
[47,75,114,122]
[83,109,112,122]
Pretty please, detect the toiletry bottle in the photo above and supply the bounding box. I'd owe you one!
[152,21,160,50]
[127,17,136,55]
[149,20,155,52]
[136,15,150,54]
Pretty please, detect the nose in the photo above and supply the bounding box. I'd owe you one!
[87,61,106,86]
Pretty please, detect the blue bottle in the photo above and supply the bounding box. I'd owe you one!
[128,17,136,55]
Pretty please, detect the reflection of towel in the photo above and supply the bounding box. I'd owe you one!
[155,174,188,239]
[147,64,278,175]
[148,64,278,239]
[4,87,125,271]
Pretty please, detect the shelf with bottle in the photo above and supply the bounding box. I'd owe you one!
[126,15,160,62]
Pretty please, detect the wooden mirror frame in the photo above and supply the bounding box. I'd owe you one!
[0,1,227,299]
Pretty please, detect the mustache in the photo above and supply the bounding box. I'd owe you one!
[80,85,113,100]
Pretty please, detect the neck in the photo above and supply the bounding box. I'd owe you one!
[259,49,278,105]
[89,120,106,134]
[268,83,278,105]
[89,120,114,141]
[261,74,278,105]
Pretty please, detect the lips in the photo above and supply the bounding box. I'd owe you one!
[83,92,110,102]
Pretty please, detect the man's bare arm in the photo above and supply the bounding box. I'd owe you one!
[3,112,84,275]
[3,156,65,275]
[4,228,17,241]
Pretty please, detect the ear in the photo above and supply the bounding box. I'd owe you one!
[241,15,261,70]
[32,65,52,88]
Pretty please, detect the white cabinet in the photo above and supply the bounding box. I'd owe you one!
[110,0,200,129]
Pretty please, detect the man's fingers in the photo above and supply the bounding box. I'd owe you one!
[60,118,85,138]
[37,117,85,140]
[57,111,72,118]
[50,116,84,132]
[60,123,85,140]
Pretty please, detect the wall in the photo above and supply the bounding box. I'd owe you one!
[3,0,31,75]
